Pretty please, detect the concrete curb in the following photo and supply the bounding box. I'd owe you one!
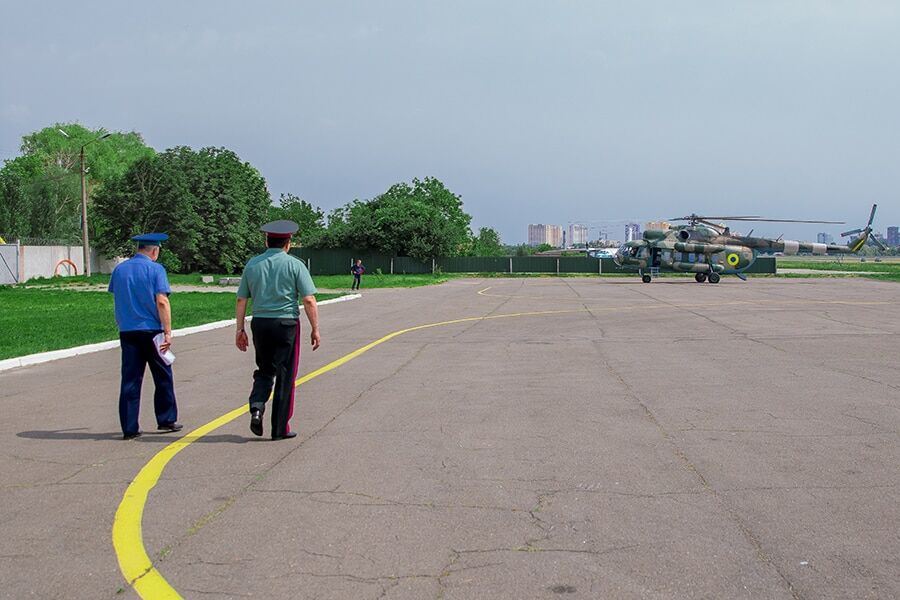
[0,294,361,373]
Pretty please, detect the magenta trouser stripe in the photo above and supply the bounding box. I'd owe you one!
[286,319,301,433]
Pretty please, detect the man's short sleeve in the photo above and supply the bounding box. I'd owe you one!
[237,269,251,298]
[154,265,171,296]
[107,270,116,293]
[296,263,317,298]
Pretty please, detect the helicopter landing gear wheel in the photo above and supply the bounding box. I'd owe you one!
[708,272,721,284]
[695,272,707,283]
[641,274,652,283]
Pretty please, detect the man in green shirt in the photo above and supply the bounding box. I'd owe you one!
[235,220,320,440]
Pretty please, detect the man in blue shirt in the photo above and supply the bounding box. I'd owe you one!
[108,233,182,440]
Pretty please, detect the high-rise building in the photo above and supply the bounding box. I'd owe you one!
[887,226,899,247]
[817,233,834,244]
[624,223,641,242]
[568,224,589,247]
[527,224,564,247]
[546,225,563,248]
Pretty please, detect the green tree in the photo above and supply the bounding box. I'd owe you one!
[267,193,325,246]
[0,123,153,241]
[94,146,270,273]
[466,227,505,256]
[315,177,473,260]
[511,244,535,257]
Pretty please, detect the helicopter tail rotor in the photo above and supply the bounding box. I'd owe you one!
[841,204,879,252]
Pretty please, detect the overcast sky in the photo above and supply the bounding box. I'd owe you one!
[2,1,898,242]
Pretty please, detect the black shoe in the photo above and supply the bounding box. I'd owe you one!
[157,422,183,433]
[123,431,142,440]
[272,431,298,441]
[250,409,263,437]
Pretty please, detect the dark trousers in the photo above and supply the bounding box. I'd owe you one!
[119,330,178,435]
[352,274,361,290]
[248,318,300,437]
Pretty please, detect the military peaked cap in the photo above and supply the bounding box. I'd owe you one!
[261,220,299,239]
[131,233,169,246]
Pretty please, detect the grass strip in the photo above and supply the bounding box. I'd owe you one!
[0,288,341,360]
[777,260,900,273]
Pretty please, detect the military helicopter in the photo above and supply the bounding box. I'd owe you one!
[613,205,882,283]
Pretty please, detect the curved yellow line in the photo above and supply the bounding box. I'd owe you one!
[112,308,585,598]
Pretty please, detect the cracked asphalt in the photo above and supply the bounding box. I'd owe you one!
[1,277,899,599]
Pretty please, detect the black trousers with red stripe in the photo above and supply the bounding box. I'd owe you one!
[248,317,300,438]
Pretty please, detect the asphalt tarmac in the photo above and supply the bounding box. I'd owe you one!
[1,277,898,599]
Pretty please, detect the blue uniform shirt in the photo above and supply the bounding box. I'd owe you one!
[108,254,172,332]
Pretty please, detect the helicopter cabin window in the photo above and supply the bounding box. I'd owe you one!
[688,253,696,262]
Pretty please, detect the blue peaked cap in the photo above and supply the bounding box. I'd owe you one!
[131,233,169,246]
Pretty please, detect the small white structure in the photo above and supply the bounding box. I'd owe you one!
[0,241,122,284]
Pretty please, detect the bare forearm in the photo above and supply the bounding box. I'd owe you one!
[236,297,249,331]
[234,297,250,352]
[302,296,318,331]
[157,297,172,334]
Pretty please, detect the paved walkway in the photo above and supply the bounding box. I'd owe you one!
[1,278,898,599]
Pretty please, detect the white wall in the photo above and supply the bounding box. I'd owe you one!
[19,246,121,281]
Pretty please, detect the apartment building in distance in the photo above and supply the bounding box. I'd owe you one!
[817,232,834,244]
[887,226,899,247]
[568,224,589,247]
[527,224,564,247]
[624,223,641,242]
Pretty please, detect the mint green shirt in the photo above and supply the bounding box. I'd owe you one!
[237,249,317,319]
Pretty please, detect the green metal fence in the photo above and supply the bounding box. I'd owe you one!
[438,256,511,273]
[288,249,777,276]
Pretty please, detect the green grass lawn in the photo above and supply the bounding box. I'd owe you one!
[22,272,455,290]
[777,259,900,273]
[313,273,456,289]
[0,288,341,360]
[21,273,242,288]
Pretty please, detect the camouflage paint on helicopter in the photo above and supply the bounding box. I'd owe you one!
[614,205,882,283]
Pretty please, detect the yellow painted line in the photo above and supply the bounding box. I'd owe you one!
[112,307,586,598]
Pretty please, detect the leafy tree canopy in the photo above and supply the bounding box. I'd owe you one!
[267,193,325,246]
[0,123,153,241]
[465,227,505,256]
[93,146,270,273]
[314,177,473,260]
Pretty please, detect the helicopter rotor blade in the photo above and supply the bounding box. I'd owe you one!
[670,215,844,224]
[711,217,845,224]
[841,228,864,237]
[869,235,887,252]
[867,204,878,227]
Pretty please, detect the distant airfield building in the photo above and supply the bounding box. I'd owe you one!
[568,224,589,247]
[624,223,641,242]
[888,226,899,247]
[528,223,564,247]
[645,221,671,231]
[817,232,834,244]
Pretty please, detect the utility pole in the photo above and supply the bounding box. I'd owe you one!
[79,144,90,276]
[59,129,110,276]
